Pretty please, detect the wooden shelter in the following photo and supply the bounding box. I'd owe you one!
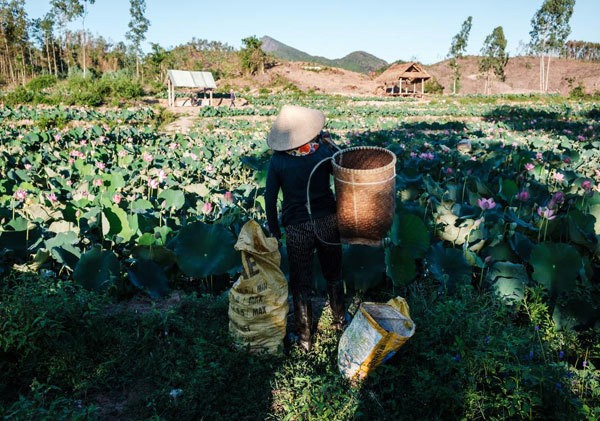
[166,70,217,107]
[377,62,431,97]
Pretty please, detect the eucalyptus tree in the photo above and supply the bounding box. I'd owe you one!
[126,0,150,79]
[0,0,29,84]
[530,0,576,92]
[479,26,509,94]
[447,16,472,94]
[50,0,95,76]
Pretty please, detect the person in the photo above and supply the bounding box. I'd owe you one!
[229,89,236,108]
[264,105,346,352]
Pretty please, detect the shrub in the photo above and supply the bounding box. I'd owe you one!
[101,72,144,100]
[3,86,34,105]
[25,75,58,91]
[425,76,445,94]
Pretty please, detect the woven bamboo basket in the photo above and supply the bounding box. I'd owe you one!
[332,146,396,246]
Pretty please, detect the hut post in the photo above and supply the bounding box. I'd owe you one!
[399,79,402,94]
[421,78,425,96]
[168,77,173,107]
[209,90,213,106]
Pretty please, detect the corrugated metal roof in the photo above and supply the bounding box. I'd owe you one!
[167,70,217,89]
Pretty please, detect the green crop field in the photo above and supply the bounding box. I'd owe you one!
[1,94,599,419]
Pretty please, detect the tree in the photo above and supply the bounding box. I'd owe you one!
[447,16,472,94]
[238,36,268,76]
[125,0,149,79]
[50,0,96,76]
[0,0,30,85]
[529,0,575,93]
[479,26,509,94]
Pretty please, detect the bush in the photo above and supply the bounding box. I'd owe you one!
[25,75,58,91]
[101,72,144,100]
[3,86,34,105]
[425,76,445,94]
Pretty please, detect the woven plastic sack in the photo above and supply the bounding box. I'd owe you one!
[228,220,288,354]
[338,297,415,380]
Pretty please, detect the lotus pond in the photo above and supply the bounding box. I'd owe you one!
[1,95,599,419]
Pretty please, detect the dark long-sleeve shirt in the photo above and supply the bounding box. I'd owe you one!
[264,142,337,238]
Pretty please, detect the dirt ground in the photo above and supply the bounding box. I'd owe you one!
[217,56,600,97]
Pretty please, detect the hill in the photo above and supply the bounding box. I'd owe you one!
[260,36,388,74]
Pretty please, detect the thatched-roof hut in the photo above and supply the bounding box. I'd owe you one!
[377,62,431,97]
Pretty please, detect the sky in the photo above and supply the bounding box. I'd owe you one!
[25,0,600,65]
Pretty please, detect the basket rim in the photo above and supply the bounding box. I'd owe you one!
[332,146,396,175]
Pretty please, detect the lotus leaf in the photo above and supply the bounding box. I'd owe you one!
[132,245,176,267]
[486,261,528,304]
[158,189,185,211]
[567,209,596,247]
[530,242,581,296]
[426,242,472,292]
[390,213,430,258]
[73,245,120,292]
[169,222,240,278]
[127,259,170,299]
[552,297,597,330]
[385,245,417,287]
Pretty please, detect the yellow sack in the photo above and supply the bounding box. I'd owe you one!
[338,297,415,380]
[228,220,288,354]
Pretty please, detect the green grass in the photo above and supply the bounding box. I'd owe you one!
[1,272,598,420]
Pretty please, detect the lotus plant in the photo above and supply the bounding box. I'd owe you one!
[477,197,496,211]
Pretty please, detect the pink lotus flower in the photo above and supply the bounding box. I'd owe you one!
[54,133,62,141]
[445,167,453,174]
[47,192,58,203]
[549,191,565,208]
[118,150,128,157]
[96,162,106,170]
[24,163,32,170]
[93,179,103,187]
[112,193,123,204]
[524,163,535,172]
[168,142,178,150]
[537,206,556,220]
[410,152,417,158]
[582,180,593,191]
[536,152,543,161]
[206,164,215,173]
[148,178,159,189]
[419,152,435,160]
[223,191,233,203]
[516,191,530,202]
[158,169,168,182]
[14,189,27,201]
[563,156,572,164]
[142,152,154,163]
[577,135,586,141]
[477,197,496,210]
[553,172,565,183]
[202,202,213,214]
[66,180,73,186]
[189,152,198,161]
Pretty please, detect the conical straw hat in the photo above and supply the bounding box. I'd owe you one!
[267,105,325,151]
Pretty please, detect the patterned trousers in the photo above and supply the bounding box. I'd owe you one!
[284,213,342,299]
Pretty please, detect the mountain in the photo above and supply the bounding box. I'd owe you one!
[261,36,388,74]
